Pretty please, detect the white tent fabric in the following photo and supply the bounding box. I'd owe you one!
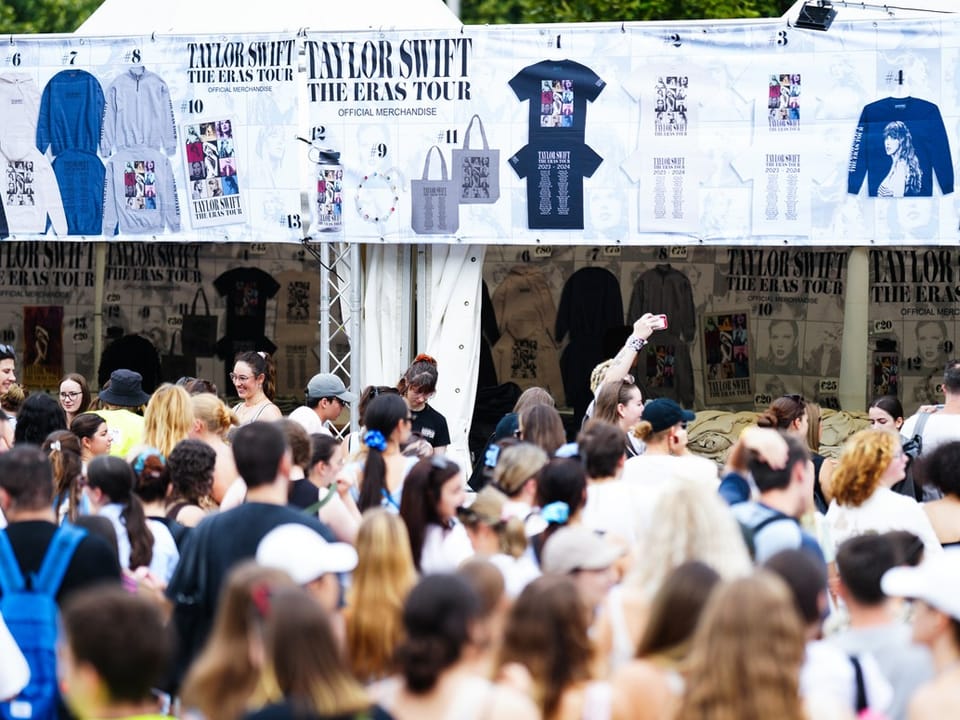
[360,243,483,473]
[77,0,461,34]
[418,244,485,473]
[361,245,410,393]
[782,0,956,22]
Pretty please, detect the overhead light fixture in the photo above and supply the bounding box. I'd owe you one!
[795,0,837,31]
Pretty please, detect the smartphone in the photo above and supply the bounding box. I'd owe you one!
[651,314,669,330]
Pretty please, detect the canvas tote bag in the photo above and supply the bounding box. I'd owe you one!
[181,287,218,357]
[411,145,459,235]
[453,114,499,204]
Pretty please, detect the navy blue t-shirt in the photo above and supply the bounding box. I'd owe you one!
[509,142,602,229]
[509,59,605,142]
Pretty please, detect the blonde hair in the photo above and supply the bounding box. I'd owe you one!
[493,442,548,496]
[831,428,898,507]
[262,588,370,716]
[631,420,671,443]
[626,476,751,599]
[143,384,194,457]
[590,360,615,395]
[180,562,296,720]
[191,393,238,438]
[513,386,555,415]
[675,572,807,720]
[345,509,417,682]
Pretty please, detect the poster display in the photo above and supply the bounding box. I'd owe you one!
[0,20,958,244]
[0,33,301,242]
[867,248,960,412]
[300,19,960,245]
[481,244,848,411]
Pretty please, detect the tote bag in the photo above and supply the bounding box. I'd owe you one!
[181,287,218,357]
[453,114,499,204]
[411,145,459,235]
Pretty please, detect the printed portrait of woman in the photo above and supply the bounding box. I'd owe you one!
[758,318,800,373]
[878,121,923,198]
[909,319,951,373]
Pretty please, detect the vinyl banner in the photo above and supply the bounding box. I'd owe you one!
[868,247,960,412]
[0,33,301,242]
[304,18,960,245]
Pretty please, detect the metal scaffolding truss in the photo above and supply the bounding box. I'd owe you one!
[302,239,363,436]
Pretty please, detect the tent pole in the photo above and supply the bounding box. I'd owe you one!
[93,242,106,388]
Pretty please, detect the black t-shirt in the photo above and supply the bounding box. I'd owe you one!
[288,478,322,510]
[509,59,606,143]
[410,403,451,448]
[245,701,394,720]
[0,521,122,604]
[166,503,336,682]
[214,267,281,340]
[509,142,602,229]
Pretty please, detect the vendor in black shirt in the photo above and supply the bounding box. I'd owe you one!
[398,354,450,453]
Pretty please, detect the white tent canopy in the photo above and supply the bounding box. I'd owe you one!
[77,0,461,35]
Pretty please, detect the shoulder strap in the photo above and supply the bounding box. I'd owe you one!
[303,486,338,516]
[753,511,793,534]
[0,529,26,594]
[850,655,868,712]
[34,524,87,595]
[913,411,932,440]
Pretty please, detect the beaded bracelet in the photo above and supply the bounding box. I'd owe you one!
[627,336,647,352]
[355,171,400,223]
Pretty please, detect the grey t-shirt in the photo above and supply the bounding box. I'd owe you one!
[829,622,935,720]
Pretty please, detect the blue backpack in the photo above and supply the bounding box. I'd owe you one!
[0,525,86,720]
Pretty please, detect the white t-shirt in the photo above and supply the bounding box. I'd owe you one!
[825,487,943,558]
[419,522,474,575]
[99,503,181,582]
[618,454,719,537]
[488,552,541,598]
[288,405,332,436]
[901,412,960,456]
[582,480,645,548]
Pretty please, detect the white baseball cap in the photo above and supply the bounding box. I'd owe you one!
[881,549,960,621]
[256,524,358,585]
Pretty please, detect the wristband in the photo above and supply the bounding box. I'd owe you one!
[627,336,646,352]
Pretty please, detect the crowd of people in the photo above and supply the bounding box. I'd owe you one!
[0,330,959,720]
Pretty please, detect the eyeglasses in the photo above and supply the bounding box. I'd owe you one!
[230,373,252,383]
[783,393,806,405]
[59,391,82,400]
[0,344,14,357]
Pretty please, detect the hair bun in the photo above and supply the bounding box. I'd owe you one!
[413,354,437,365]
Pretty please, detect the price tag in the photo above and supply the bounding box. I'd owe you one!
[533,245,553,258]
[754,393,773,407]
[105,293,121,303]
[818,379,839,393]
[249,243,268,255]
[167,315,183,328]
[668,246,688,259]
[872,319,894,333]
[602,246,622,257]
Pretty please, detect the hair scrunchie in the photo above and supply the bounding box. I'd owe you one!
[541,501,570,525]
[364,430,387,452]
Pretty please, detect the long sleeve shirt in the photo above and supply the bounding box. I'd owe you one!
[102,146,180,235]
[101,66,177,156]
[0,138,67,235]
[847,96,953,197]
[36,69,104,157]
